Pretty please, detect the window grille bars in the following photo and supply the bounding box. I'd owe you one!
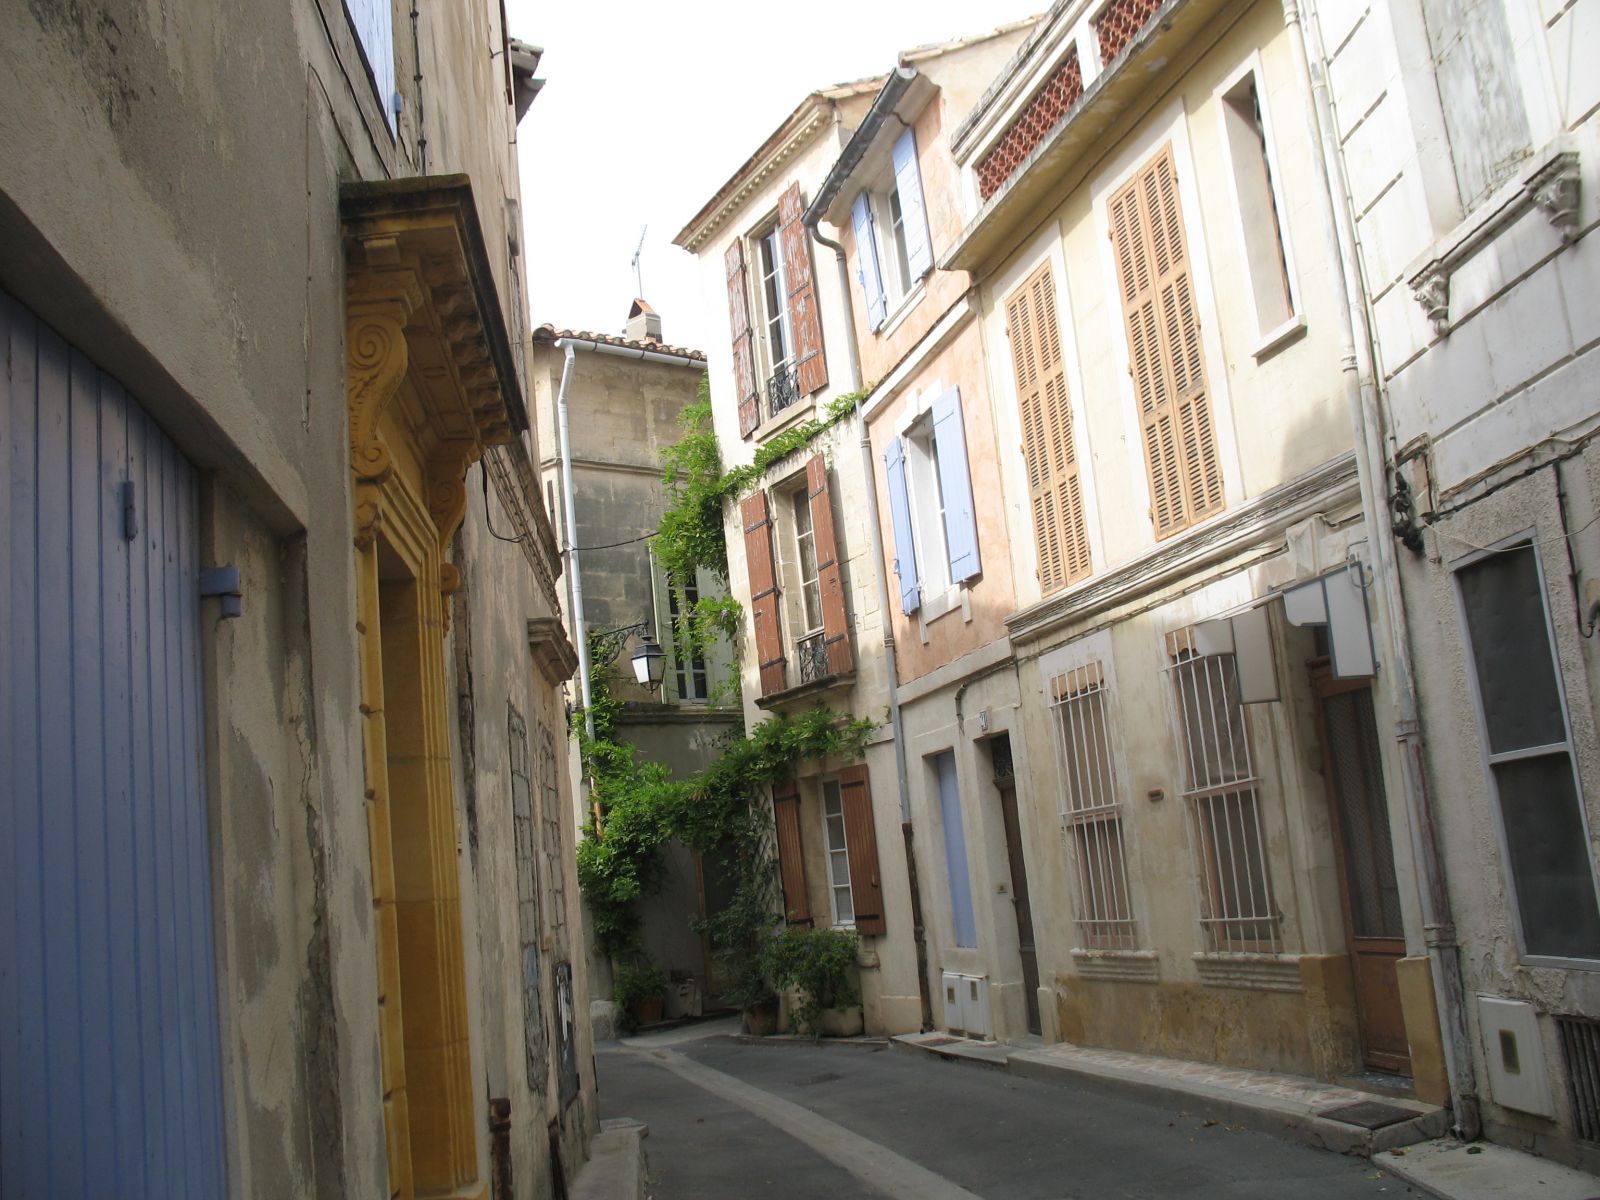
[1050,664,1139,950]
[795,629,830,684]
[766,362,801,420]
[1166,645,1282,952]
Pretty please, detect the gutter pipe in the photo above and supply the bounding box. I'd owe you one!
[806,95,933,1030]
[1283,0,1479,1137]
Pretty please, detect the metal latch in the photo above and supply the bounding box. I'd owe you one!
[199,566,243,619]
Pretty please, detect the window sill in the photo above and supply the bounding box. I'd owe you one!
[877,279,928,340]
[1192,952,1301,993]
[1250,313,1307,362]
[1070,948,1159,983]
[916,584,972,640]
[754,391,817,444]
[754,668,856,712]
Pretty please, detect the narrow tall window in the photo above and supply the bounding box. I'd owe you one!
[1167,632,1280,952]
[668,575,709,702]
[1220,74,1293,335]
[792,488,823,635]
[1458,544,1600,961]
[1051,664,1138,950]
[537,725,567,931]
[888,187,913,294]
[758,230,791,370]
[822,780,855,926]
[508,707,549,1090]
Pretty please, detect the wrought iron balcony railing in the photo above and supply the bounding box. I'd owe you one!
[795,630,830,685]
[766,363,801,421]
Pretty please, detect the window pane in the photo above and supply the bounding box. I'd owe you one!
[834,887,854,923]
[1494,753,1600,959]
[829,850,851,887]
[1459,545,1566,754]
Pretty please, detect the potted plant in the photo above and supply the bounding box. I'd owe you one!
[761,927,861,1038]
[612,959,667,1031]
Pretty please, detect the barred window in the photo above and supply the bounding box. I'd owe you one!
[537,724,567,931]
[1051,663,1138,950]
[1166,631,1281,952]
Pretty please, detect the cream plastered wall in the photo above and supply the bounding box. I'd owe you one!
[978,2,1354,618]
[0,0,570,1195]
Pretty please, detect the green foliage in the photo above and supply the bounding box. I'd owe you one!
[761,927,861,1036]
[611,958,668,1033]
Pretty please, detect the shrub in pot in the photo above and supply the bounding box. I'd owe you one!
[612,959,667,1031]
[761,927,860,1038]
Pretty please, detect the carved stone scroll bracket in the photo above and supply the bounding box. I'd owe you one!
[1411,270,1451,339]
[347,307,412,477]
[1527,151,1581,243]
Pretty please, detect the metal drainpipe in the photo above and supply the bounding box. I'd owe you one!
[1284,0,1480,1137]
[809,194,934,1030]
[553,342,593,740]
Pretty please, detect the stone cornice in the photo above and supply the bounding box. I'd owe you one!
[1006,453,1361,646]
[527,616,579,687]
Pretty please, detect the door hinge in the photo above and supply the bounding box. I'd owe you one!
[200,565,244,619]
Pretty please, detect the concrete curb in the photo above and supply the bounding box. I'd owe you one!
[894,1036,1447,1158]
[571,1118,648,1200]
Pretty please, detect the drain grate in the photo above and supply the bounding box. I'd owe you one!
[1558,1015,1600,1143]
[1317,1100,1416,1129]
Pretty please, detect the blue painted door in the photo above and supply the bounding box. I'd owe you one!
[1,288,227,1197]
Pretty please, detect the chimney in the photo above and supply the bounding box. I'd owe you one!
[625,298,662,344]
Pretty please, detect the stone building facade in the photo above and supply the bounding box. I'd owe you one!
[1,2,594,1197]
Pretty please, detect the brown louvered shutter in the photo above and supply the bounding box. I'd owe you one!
[837,765,885,936]
[727,239,760,438]
[805,455,854,676]
[1006,263,1091,594]
[777,183,829,397]
[772,780,812,925]
[1110,146,1223,538]
[741,492,787,695]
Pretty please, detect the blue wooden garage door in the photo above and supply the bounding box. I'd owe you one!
[1,289,226,1197]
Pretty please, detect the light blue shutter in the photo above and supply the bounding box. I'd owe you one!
[932,387,981,584]
[892,128,933,281]
[852,191,888,331]
[884,436,921,614]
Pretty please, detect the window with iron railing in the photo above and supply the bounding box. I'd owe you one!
[766,361,802,420]
[1051,663,1139,950]
[1166,634,1281,953]
[795,630,830,684]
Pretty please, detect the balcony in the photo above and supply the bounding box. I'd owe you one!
[765,363,802,422]
[795,630,831,685]
[754,628,855,712]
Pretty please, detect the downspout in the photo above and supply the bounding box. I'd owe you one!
[1284,0,1479,1137]
[553,342,593,741]
[807,135,934,1029]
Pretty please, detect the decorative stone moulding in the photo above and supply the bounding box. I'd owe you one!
[1407,149,1580,338]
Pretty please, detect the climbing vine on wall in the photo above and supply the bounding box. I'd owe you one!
[573,654,871,990]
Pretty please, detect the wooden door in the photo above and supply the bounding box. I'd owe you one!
[1315,674,1410,1076]
[993,737,1041,1036]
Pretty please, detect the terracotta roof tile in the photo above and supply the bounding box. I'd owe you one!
[532,323,706,362]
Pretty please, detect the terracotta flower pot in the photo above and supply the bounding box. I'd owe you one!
[742,1003,779,1036]
[631,997,665,1027]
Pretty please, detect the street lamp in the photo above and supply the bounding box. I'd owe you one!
[630,632,666,693]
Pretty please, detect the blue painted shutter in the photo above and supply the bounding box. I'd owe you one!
[932,388,981,584]
[852,191,888,331]
[883,436,920,614]
[892,128,934,281]
[2,287,227,1197]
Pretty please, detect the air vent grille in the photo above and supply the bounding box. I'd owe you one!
[1557,1015,1600,1142]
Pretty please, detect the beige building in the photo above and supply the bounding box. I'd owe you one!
[1,3,595,1197]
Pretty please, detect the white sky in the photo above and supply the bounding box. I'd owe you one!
[508,1,1045,354]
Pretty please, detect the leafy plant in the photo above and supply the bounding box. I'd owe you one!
[612,959,668,1032]
[762,927,861,1037]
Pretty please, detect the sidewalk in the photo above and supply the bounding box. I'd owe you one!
[892,1031,1600,1199]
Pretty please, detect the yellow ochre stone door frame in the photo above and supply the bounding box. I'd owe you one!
[342,177,525,1200]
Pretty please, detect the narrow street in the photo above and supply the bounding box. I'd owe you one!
[599,1024,1422,1199]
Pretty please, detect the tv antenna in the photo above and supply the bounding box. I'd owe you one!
[630,225,648,297]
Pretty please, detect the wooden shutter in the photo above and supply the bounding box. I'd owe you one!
[726,239,759,438]
[806,455,854,676]
[892,128,933,281]
[772,780,812,926]
[851,192,888,332]
[777,183,828,396]
[883,437,921,614]
[741,492,787,695]
[838,765,886,936]
[930,387,981,584]
[1006,262,1091,593]
[1109,145,1223,538]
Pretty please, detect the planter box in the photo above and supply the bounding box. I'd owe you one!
[819,1006,864,1037]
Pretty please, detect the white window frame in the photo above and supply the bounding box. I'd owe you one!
[893,386,965,624]
[1452,533,1600,970]
[667,572,709,704]
[1164,630,1282,954]
[821,778,856,928]
[754,223,793,377]
[1213,54,1304,359]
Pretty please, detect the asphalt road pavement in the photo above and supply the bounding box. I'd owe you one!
[597,1026,1425,1199]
